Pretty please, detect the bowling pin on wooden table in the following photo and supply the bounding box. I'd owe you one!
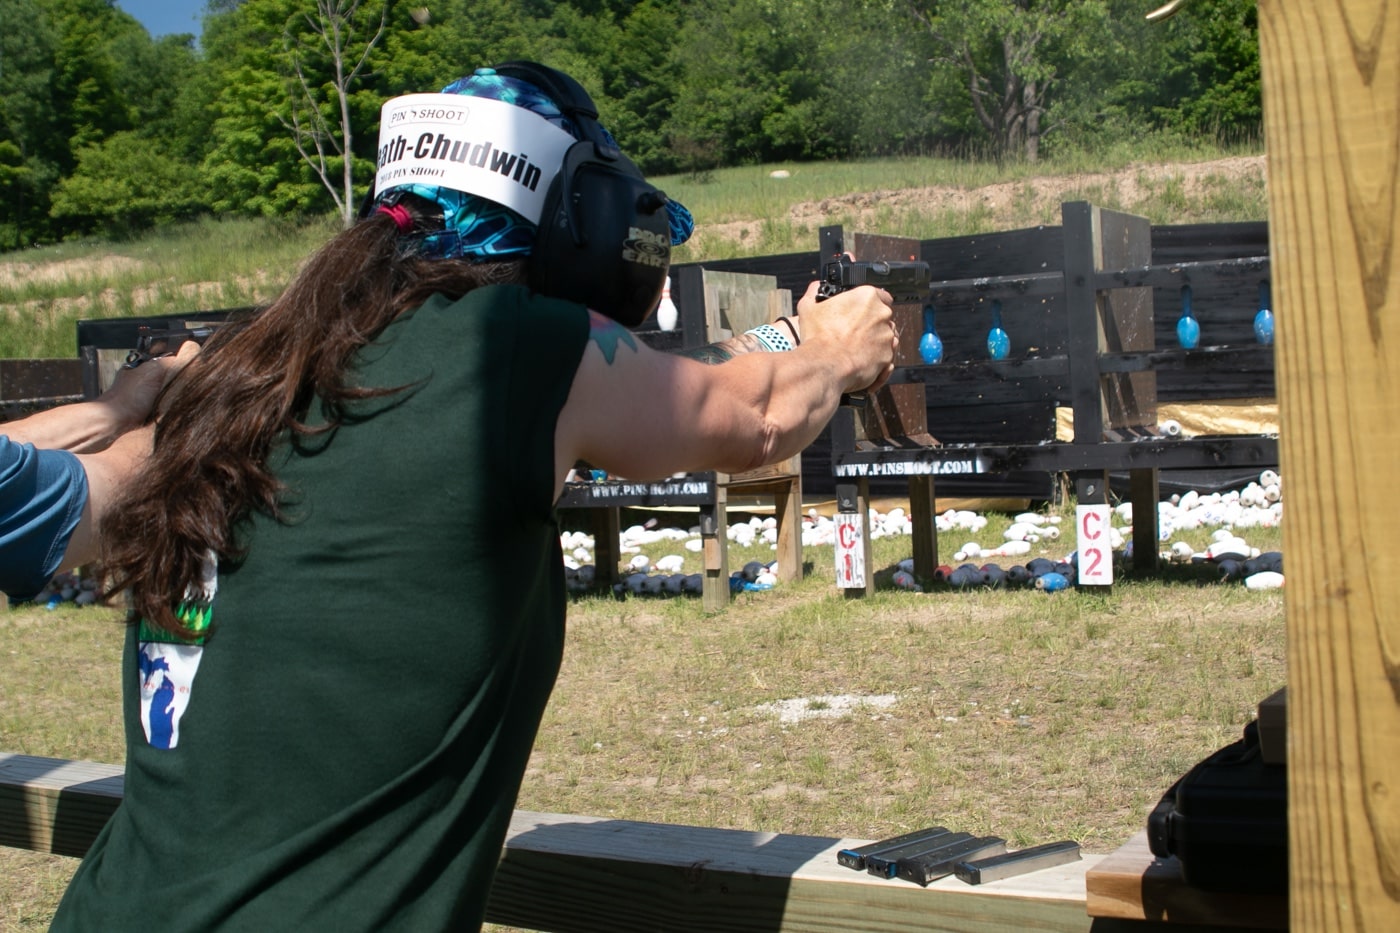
[919,304,943,364]
[1176,284,1200,349]
[986,299,1010,360]
[656,275,678,331]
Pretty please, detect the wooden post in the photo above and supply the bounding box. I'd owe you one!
[700,484,730,613]
[1257,1,1400,928]
[587,507,621,595]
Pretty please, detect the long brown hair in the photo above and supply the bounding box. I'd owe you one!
[101,206,526,637]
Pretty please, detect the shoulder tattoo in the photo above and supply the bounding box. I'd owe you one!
[587,310,639,365]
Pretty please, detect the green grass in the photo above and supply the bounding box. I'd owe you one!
[0,505,1286,930]
[0,215,338,359]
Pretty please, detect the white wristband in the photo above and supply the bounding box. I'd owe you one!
[744,323,795,353]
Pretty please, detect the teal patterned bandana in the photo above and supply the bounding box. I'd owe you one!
[376,68,693,260]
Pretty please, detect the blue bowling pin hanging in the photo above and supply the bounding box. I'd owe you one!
[986,299,1010,360]
[1253,280,1274,345]
[919,305,944,364]
[1176,284,1200,350]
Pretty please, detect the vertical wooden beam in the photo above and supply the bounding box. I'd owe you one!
[772,476,802,584]
[1257,1,1400,928]
[588,508,621,595]
[1128,468,1160,574]
[1096,210,1156,432]
[908,475,939,581]
[700,483,730,613]
[675,264,709,352]
[1062,202,1107,447]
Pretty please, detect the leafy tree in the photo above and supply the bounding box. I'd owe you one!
[0,0,60,247]
[1044,0,1259,150]
[1151,0,1259,138]
[200,0,349,216]
[50,131,205,234]
[665,0,829,169]
[597,0,683,172]
[804,0,938,159]
[109,31,201,145]
[375,0,548,99]
[45,0,142,164]
[908,0,1111,162]
[49,23,209,235]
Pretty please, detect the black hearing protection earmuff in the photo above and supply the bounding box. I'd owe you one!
[491,60,674,328]
[362,62,675,328]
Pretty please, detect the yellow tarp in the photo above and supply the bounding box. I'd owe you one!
[1056,398,1279,440]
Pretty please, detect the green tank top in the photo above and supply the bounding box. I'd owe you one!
[53,285,590,932]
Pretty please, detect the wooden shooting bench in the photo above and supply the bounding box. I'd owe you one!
[556,266,804,612]
[829,201,1280,593]
[0,750,1285,931]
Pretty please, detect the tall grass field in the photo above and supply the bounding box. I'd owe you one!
[1,146,1280,931]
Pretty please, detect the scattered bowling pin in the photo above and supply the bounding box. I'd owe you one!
[892,570,922,592]
[980,564,1007,588]
[1035,572,1069,592]
[1216,558,1246,582]
[987,540,1031,558]
[1176,284,1200,349]
[656,276,679,331]
[1253,280,1274,345]
[654,554,686,573]
[986,299,1010,360]
[948,564,984,588]
[1244,571,1285,590]
[919,305,944,364]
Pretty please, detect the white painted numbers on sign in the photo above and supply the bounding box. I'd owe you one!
[834,512,866,589]
[1076,504,1114,586]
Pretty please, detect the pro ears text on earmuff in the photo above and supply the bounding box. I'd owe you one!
[492,61,673,328]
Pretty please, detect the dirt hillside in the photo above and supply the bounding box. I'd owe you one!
[694,154,1267,250]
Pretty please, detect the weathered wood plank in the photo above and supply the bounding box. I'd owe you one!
[1,755,1305,933]
[2,753,1114,932]
[1085,831,1286,930]
[0,754,124,858]
[488,810,1101,933]
[1257,0,1400,929]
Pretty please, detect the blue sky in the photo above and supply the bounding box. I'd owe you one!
[114,0,205,40]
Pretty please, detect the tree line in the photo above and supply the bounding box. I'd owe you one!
[0,0,1259,249]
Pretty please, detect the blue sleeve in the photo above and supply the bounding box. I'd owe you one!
[0,436,89,600]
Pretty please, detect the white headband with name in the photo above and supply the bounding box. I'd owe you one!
[374,93,577,223]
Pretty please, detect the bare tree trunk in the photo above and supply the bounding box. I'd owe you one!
[282,0,387,227]
[1023,80,1041,163]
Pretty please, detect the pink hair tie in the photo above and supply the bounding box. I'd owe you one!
[376,203,414,233]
